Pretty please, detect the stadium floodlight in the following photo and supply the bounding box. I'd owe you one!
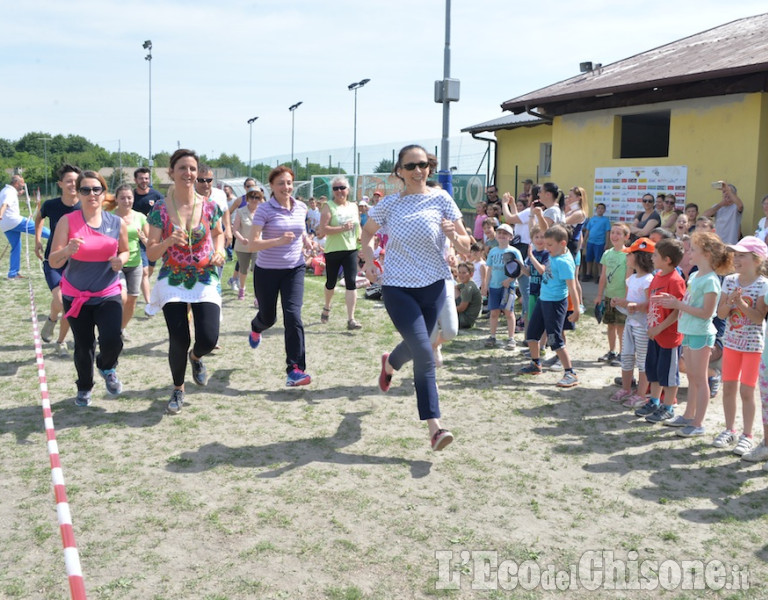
[247,116,259,177]
[288,102,303,165]
[348,79,371,178]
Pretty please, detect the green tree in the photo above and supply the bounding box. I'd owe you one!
[374,158,394,173]
[0,138,15,158]
[152,152,170,168]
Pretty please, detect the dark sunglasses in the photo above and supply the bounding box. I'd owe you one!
[78,186,104,196]
[664,199,676,203]
[642,198,654,203]
[402,161,429,171]
[196,178,213,184]
[332,186,347,191]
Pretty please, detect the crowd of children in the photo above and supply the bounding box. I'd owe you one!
[451,182,768,471]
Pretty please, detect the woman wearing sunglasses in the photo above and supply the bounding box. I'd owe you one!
[232,187,265,300]
[628,193,661,240]
[316,175,362,330]
[48,171,130,407]
[360,144,471,451]
[145,149,227,415]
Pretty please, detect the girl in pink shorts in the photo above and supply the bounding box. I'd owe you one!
[714,236,768,456]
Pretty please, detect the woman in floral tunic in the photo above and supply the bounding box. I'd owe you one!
[146,149,226,415]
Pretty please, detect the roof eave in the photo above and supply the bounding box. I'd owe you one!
[500,63,768,114]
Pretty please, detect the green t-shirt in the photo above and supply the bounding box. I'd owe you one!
[600,248,627,299]
[116,210,147,268]
[456,280,482,324]
[324,200,359,254]
[678,271,721,336]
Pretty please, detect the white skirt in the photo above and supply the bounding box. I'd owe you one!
[145,278,222,315]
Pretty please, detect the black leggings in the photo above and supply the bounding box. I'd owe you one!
[162,302,220,387]
[64,297,123,392]
[324,249,358,291]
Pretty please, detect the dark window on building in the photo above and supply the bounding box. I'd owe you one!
[619,111,670,158]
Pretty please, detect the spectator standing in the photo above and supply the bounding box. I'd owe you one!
[519,225,580,387]
[632,239,687,424]
[754,195,768,243]
[594,223,630,364]
[582,202,611,281]
[702,181,743,244]
[628,194,661,240]
[712,237,768,455]
[656,232,731,437]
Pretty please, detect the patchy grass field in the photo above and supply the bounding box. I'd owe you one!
[0,254,766,599]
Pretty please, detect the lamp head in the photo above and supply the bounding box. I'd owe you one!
[143,40,152,50]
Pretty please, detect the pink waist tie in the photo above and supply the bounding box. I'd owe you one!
[61,276,122,318]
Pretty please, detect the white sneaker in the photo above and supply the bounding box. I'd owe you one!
[712,429,737,449]
[57,341,68,356]
[741,443,768,462]
[733,434,754,456]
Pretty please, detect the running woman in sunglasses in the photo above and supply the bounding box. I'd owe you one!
[48,171,130,407]
[360,144,471,451]
[316,175,363,330]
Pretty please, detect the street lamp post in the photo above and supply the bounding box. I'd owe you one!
[347,78,370,179]
[142,40,153,173]
[247,116,259,177]
[288,102,303,166]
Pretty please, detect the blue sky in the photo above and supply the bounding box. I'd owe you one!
[3,1,765,172]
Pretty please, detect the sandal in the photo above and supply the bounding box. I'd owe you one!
[431,429,454,451]
[321,306,330,324]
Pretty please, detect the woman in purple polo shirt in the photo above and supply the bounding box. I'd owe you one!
[247,166,312,386]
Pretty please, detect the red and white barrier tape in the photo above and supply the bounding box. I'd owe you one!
[22,186,87,599]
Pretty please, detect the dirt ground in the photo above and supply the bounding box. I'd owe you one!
[1,257,767,599]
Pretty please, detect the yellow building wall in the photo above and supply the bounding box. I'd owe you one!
[495,124,552,197]
[496,92,768,232]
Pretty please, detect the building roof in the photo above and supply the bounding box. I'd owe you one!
[501,13,768,116]
[461,112,545,135]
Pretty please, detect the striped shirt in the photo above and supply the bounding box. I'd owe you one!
[254,196,307,269]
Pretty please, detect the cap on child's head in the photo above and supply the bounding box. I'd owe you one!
[496,224,515,236]
[623,237,656,254]
[727,236,768,259]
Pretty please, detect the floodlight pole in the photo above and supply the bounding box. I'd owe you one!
[348,78,371,179]
[143,40,153,174]
[247,116,259,177]
[289,102,303,166]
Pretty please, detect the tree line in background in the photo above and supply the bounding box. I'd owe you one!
[0,132,396,195]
